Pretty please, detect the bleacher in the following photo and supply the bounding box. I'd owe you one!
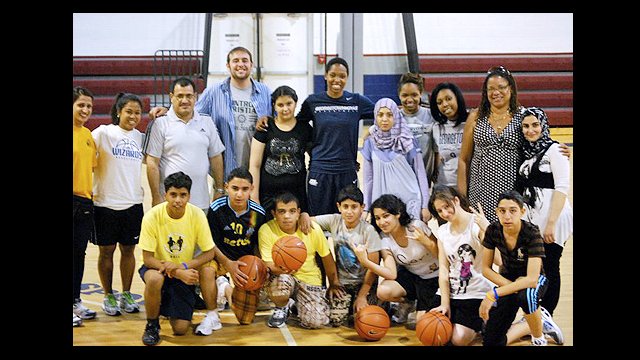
[418,53,573,127]
[73,53,205,132]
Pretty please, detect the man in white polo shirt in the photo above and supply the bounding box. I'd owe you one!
[145,77,226,211]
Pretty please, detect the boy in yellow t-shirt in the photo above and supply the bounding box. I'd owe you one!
[137,172,216,346]
[259,192,346,329]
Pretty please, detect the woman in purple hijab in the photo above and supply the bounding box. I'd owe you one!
[361,98,431,222]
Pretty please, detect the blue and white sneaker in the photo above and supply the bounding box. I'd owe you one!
[73,313,83,327]
[267,299,293,328]
[540,307,564,345]
[73,300,97,320]
[103,293,121,316]
[119,291,140,313]
[531,336,548,346]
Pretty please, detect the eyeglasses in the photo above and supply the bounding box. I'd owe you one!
[173,93,195,101]
[486,84,510,93]
[487,65,512,76]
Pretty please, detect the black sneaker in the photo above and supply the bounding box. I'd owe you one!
[142,323,161,346]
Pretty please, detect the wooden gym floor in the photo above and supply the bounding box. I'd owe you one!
[73,127,573,346]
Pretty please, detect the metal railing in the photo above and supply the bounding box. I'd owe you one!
[153,50,205,108]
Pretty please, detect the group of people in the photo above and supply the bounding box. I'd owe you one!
[73,46,572,346]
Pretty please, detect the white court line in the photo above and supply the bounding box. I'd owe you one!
[279,325,297,346]
[82,300,298,345]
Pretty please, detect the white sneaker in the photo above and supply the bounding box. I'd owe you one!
[102,293,121,316]
[540,307,564,345]
[73,313,83,327]
[216,276,230,311]
[267,299,295,328]
[195,312,222,335]
[119,291,140,313]
[531,336,548,346]
[267,304,290,328]
[74,300,97,320]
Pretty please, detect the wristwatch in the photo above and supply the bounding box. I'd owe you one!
[215,188,225,194]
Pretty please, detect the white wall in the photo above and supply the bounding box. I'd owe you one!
[73,13,205,56]
[411,13,573,54]
[74,13,573,56]
[312,13,573,55]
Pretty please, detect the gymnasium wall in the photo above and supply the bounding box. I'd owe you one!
[73,13,573,58]
[73,13,573,126]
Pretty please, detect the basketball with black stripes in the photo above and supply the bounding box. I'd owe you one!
[271,235,307,272]
[237,255,267,291]
[415,311,452,346]
[354,305,390,341]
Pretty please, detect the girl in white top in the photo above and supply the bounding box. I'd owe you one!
[428,185,492,346]
[92,93,145,316]
[516,107,573,318]
[92,94,144,209]
[352,194,439,321]
[429,82,468,188]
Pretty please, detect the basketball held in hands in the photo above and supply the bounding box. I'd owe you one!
[237,255,267,291]
[271,235,307,272]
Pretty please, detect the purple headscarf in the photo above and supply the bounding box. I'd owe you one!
[370,98,415,154]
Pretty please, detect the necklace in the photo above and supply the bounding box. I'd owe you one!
[490,111,511,130]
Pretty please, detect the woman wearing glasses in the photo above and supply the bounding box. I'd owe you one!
[457,66,569,225]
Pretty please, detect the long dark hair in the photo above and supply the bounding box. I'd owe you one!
[429,82,468,127]
[370,194,412,233]
[478,66,520,120]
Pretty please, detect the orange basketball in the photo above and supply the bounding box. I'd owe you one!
[354,305,390,341]
[271,235,307,272]
[415,311,452,346]
[236,255,267,291]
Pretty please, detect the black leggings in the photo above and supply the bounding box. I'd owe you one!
[483,274,548,346]
[540,242,564,315]
[73,195,94,302]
